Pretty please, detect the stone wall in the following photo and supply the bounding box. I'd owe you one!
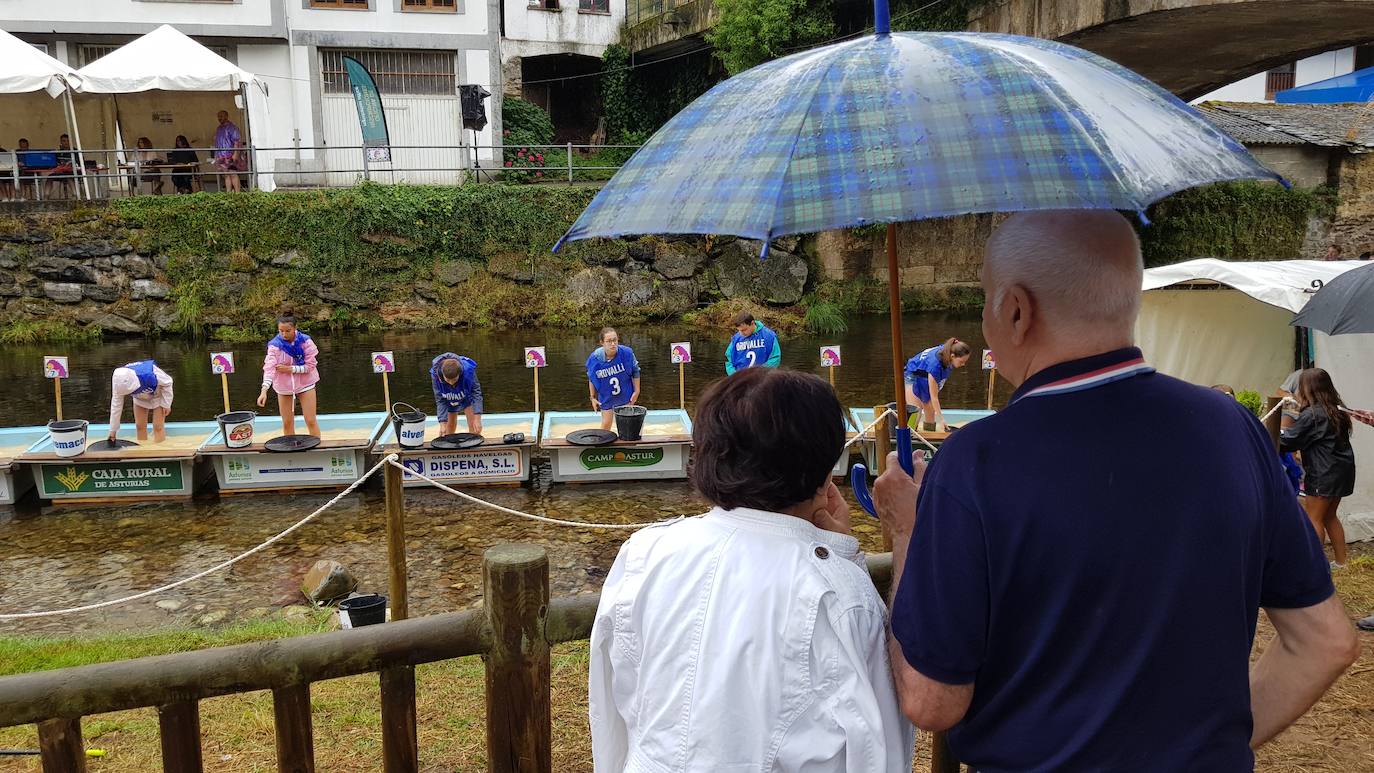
[816,215,1000,288]
[1249,145,1336,191]
[1329,153,1374,257]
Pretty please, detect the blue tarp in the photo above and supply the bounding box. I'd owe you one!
[1276,65,1374,104]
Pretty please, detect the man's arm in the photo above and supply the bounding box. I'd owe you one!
[1250,597,1358,748]
[874,452,975,731]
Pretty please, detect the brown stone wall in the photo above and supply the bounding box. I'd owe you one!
[1249,146,1335,190]
[815,214,1001,288]
[1328,153,1374,257]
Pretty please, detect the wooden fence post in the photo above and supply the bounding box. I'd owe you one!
[37,718,85,773]
[483,544,551,773]
[931,731,959,773]
[380,666,418,773]
[272,684,314,773]
[385,461,409,622]
[158,701,204,773]
[874,404,894,552]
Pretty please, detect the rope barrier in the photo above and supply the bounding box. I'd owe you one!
[0,454,397,620]
[1260,396,1297,424]
[387,458,677,531]
[844,408,896,450]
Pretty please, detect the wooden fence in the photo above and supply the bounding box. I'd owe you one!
[0,452,959,772]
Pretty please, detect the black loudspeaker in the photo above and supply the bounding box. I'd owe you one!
[459,85,491,131]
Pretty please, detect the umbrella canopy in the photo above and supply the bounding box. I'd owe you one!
[1291,262,1374,335]
[0,28,79,96]
[557,31,1278,249]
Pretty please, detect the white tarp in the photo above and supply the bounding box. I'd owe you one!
[1139,258,1374,542]
[75,25,275,191]
[0,28,78,96]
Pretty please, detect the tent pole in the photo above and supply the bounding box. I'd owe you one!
[62,90,91,200]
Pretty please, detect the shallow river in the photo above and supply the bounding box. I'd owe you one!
[0,313,1008,635]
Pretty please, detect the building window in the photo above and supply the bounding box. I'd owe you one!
[79,42,229,67]
[1356,44,1374,73]
[578,0,609,11]
[529,0,560,9]
[320,49,456,96]
[1265,63,1295,100]
[402,0,456,10]
[311,0,370,8]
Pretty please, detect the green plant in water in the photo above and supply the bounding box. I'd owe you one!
[0,320,103,344]
[213,325,270,343]
[1236,389,1263,417]
[803,299,849,335]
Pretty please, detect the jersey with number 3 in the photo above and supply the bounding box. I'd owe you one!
[587,345,640,411]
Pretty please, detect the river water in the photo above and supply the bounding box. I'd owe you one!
[0,313,1007,635]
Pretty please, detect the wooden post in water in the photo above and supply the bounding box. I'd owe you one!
[483,544,551,773]
[157,701,203,773]
[873,404,893,553]
[931,732,959,773]
[382,372,392,413]
[380,666,418,773]
[53,378,63,422]
[220,374,231,415]
[272,684,314,773]
[532,367,540,417]
[987,368,996,411]
[385,462,408,622]
[37,717,85,773]
[1263,396,1283,451]
[679,362,685,412]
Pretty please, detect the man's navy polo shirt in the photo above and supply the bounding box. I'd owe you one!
[892,347,1334,772]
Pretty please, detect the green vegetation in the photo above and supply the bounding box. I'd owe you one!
[710,0,835,75]
[1236,389,1264,417]
[0,320,103,345]
[803,299,848,335]
[1140,182,1334,267]
[600,44,718,144]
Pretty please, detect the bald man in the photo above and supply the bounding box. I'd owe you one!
[874,211,1357,771]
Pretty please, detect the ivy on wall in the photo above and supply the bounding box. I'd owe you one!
[1139,182,1334,266]
[600,44,720,144]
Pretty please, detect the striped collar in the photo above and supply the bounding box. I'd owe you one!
[1010,348,1155,405]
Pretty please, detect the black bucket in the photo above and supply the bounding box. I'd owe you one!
[339,594,387,627]
[390,402,427,449]
[614,405,648,441]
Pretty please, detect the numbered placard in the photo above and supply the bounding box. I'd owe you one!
[371,351,396,374]
[982,350,996,370]
[524,347,547,368]
[820,346,842,368]
[671,342,692,364]
[43,356,69,379]
[211,352,236,374]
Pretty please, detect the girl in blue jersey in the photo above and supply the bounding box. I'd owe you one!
[431,353,483,435]
[587,327,641,430]
[725,311,782,374]
[903,337,972,431]
[108,359,174,444]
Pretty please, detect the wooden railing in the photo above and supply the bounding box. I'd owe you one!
[0,458,959,772]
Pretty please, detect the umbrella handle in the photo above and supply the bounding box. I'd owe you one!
[850,428,915,518]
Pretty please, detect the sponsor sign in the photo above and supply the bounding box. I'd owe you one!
[820,346,842,367]
[399,449,525,482]
[211,352,235,374]
[671,342,692,364]
[982,350,996,370]
[223,451,358,485]
[44,356,68,379]
[41,462,184,495]
[371,351,396,374]
[524,347,546,368]
[0,471,12,502]
[579,446,666,471]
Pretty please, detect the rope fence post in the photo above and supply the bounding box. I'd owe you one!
[483,544,551,773]
[385,461,409,622]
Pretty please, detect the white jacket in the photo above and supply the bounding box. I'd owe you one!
[589,507,914,772]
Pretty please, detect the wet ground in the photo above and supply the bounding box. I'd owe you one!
[0,462,889,636]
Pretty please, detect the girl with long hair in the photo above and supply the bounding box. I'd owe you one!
[1281,368,1357,567]
[257,309,321,437]
[903,337,973,431]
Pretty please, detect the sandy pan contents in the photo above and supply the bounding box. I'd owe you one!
[547,416,689,437]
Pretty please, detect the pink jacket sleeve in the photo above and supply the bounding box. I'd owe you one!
[262,345,280,389]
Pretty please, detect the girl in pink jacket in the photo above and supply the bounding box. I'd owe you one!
[256,309,321,437]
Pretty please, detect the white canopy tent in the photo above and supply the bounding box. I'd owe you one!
[75,25,275,191]
[0,28,91,198]
[1139,258,1374,542]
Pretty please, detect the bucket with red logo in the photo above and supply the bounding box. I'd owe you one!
[216,411,257,449]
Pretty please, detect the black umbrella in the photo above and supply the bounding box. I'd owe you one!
[1291,262,1374,335]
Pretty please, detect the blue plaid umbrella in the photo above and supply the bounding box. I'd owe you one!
[557,17,1280,512]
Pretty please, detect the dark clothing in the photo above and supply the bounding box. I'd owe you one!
[168,148,199,193]
[1281,406,1356,498]
[892,347,1334,773]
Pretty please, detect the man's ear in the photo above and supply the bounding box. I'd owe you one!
[1003,284,1034,347]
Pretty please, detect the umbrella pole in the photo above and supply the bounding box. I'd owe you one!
[886,223,914,476]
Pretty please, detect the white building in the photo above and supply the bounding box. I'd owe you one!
[500,0,623,141]
[1,0,504,185]
[1197,45,1374,103]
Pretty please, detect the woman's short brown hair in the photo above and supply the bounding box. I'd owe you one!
[690,368,844,512]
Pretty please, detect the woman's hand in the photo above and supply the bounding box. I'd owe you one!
[275,364,293,373]
[256,389,268,408]
[591,397,601,411]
